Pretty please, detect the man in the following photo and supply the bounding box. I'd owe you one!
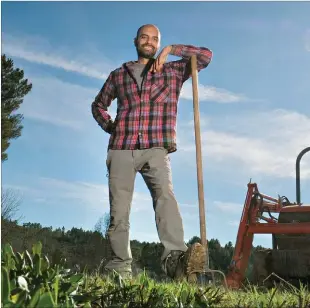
[91,24,213,280]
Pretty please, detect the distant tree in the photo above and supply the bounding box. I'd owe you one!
[1,54,32,161]
[94,212,110,238]
[187,236,201,246]
[1,188,23,221]
[139,242,164,278]
[23,222,42,229]
[94,216,103,235]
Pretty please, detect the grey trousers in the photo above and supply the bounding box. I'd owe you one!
[104,147,188,274]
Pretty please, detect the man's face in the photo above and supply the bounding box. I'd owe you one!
[135,26,160,59]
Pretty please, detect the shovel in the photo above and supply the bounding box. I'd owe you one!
[190,55,227,288]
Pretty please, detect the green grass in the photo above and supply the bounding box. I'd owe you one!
[82,272,310,308]
[2,241,310,307]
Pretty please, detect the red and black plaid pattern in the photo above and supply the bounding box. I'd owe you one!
[91,44,212,153]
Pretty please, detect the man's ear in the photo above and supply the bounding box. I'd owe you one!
[134,38,137,47]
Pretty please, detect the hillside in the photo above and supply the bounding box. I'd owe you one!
[1,218,263,281]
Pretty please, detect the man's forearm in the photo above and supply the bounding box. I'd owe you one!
[168,44,212,62]
[91,72,116,134]
[91,101,114,134]
[168,44,213,73]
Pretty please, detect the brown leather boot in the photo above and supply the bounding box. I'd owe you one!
[162,243,206,281]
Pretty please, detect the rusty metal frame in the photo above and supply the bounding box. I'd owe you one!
[226,181,310,289]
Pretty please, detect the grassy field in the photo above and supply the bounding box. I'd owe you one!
[2,242,310,307]
[80,273,310,308]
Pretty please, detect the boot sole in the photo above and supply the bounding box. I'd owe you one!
[186,243,206,276]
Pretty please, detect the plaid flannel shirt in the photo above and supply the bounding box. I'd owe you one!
[91,44,212,153]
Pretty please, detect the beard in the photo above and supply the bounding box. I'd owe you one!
[136,44,156,59]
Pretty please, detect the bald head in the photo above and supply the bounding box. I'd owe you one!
[134,24,161,60]
[136,24,161,40]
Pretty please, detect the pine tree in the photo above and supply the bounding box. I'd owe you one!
[1,54,32,161]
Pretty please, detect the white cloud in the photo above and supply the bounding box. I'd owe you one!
[180,81,258,103]
[4,177,153,214]
[228,221,240,227]
[5,179,109,211]
[214,201,243,213]
[19,76,117,130]
[2,33,113,80]
[178,109,310,179]
[2,33,261,106]
[20,77,94,130]
[255,234,272,238]
[304,29,310,52]
[182,116,211,128]
[131,191,152,213]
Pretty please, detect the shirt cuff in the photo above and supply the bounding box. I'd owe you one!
[170,45,183,57]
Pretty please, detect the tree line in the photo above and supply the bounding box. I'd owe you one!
[1,215,264,281]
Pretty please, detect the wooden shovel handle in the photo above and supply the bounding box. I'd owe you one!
[191,55,209,265]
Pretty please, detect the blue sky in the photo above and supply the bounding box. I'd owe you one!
[2,1,310,249]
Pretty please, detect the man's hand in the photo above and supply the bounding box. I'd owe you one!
[151,46,172,73]
[106,120,116,134]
